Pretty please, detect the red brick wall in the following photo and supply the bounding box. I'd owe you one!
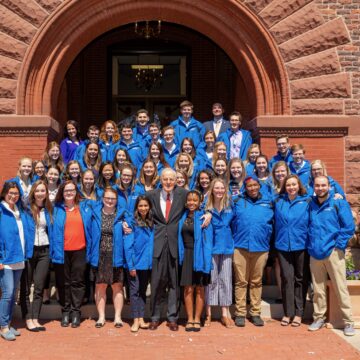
[0,136,49,183]
[260,137,345,187]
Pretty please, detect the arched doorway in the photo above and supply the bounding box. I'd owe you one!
[63,23,248,129]
[17,0,290,120]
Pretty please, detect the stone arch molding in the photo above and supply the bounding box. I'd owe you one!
[0,0,351,117]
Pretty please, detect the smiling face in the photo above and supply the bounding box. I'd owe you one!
[245,179,260,198]
[285,177,300,198]
[186,193,201,212]
[46,168,60,185]
[19,159,32,178]
[205,133,215,148]
[161,170,176,193]
[136,112,149,127]
[314,176,329,199]
[182,140,193,154]
[34,162,45,177]
[180,106,193,121]
[120,168,133,187]
[63,183,77,203]
[255,157,268,174]
[143,161,156,178]
[149,126,160,140]
[102,164,114,180]
[150,144,160,160]
[67,124,77,138]
[216,144,227,159]
[176,172,186,187]
[68,163,80,179]
[82,171,95,190]
[249,146,260,162]
[103,190,117,211]
[121,127,133,141]
[199,172,211,191]
[116,150,127,165]
[212,104,224,118]
[215,160,227,175]
[178,155,190,171]
[48,146,60,161]
[230,115,241,132]
[312,163,324,178]
[292,149,305,164]
[274,165,288,183]
[137,199,150,218]
[87,143,99,160]
[88,129,100,142]
[276,137,290,155]
[5,187,20,208]
[163,129,174,144]
[34,183,47,204]
[105,122,115,137]
[230,161,243,180]
[212,180,226,200]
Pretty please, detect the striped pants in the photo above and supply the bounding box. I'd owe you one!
[205,254,232,306]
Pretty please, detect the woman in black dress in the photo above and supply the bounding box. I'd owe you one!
[178,190,213,332]
[88,187,127,328]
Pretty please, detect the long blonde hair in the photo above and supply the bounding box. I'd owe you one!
[205,178,230,211]
[175,152,194,178]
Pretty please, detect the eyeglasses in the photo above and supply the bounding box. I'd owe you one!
[104,197,117,202]
[64,189,76,194]
[8,192,20,197]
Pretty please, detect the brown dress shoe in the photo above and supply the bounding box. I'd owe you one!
[166,321,179,331]
[149,321,160,330]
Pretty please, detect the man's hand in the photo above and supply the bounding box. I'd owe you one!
[201,212,212,228]
[129,269,136,277]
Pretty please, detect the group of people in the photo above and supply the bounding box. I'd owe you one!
[0,100,356,341]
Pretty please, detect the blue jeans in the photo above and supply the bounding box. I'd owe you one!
[0,268,23,327]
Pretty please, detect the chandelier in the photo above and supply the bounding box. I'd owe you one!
[131,65,164,92]
[134,21,161,39]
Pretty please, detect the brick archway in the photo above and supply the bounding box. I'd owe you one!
[16,0,290,118]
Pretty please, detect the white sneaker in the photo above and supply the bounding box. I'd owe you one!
[308,319,325,331]
[344,324,355,336]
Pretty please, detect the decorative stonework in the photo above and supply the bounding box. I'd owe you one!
[258,127,348,138]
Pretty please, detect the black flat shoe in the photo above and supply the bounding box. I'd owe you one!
[95,321,105,328]
[36,326,46,331]
[71,314,81,328]
[26,326,39,332]
[114,321,123,328]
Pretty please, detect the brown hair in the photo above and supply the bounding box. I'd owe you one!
[279,174,307,196]
[83,142,102,171]
[55,180,81,205]
[138,159,159,188]
[28,180,53,224]
[271,161,290,193]
[180,100,194,109]
[43,141,64,173]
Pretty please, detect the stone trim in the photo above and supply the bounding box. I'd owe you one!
[258,127,348,137]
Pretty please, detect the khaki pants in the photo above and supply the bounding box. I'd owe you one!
[310,248,353,325]
[233,248,268,317]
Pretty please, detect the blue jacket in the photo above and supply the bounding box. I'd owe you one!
[87,202,127,268]
[7,177,33,207]
[178,210,213,273]
[24,208,53,258]
[124,223,154,270]
[74,140,107,164]
[50,202,92,264]
[306,175,345,198]
[0,203,32,264]
[308,196,354,260]
[269,150,293,170]
[257,177,273,198]
[231,193,274,252]
[60,137,83,165]
[274,194,310,252]
[217,128,253,161]
[210,206,234,255]
[289,160,311,186]
[162,143,180,168]
[245,161,255,176]
[132,127,152,152]
[110,140,145,171]
[170,116,205,148]
[116,187,138,213]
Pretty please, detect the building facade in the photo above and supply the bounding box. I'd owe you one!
[0,0,359,206]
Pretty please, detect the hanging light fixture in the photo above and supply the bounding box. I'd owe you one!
[134,20,161,39]
[131,65,164,92]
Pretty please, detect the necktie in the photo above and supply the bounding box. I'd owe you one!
[165,193,171,221]
[214,121,221,137]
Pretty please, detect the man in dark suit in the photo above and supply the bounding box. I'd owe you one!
[203,103,230,138]
[146,168,210,331]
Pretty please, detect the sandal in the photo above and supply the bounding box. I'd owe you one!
[193,322,201,332]
[95,320,105,328]
[114,320,123,328]
[185,322,194,332]
[204,315,211,327]
[291,318,302,327]
[281,317,290,326]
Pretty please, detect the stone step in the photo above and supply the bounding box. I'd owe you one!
[13,298,314,321]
